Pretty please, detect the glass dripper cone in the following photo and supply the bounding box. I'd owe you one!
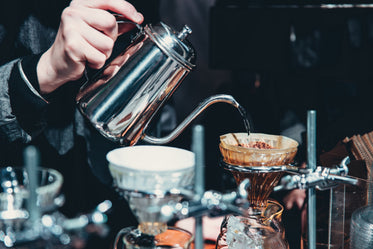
[219,133,298,209]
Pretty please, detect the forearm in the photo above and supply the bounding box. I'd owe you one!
[0,55,50,145]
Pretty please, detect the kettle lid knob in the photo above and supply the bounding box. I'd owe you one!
[145,22,196,69]
[177,25,192,41]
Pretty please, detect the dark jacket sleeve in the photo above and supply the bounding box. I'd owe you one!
[0,54,49,145]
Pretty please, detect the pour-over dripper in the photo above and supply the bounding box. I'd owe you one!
[107,145,195,248]
[219,133,298,210]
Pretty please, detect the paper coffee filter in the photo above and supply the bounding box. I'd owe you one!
[220,133,298,166]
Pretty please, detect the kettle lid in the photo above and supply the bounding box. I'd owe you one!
[145,22,196,70]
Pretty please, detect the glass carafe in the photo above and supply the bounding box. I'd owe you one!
[216,200,287,249]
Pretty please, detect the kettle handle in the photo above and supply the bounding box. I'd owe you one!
[113,14,142,30]
[143,94,247,144]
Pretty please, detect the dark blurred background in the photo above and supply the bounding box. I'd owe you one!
[151,0,373,190]
[153,1,373,248]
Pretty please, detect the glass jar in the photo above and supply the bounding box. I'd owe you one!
[216,200,287,249]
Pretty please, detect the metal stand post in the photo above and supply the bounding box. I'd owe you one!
[307,110,317,249]
[24,146,41,225]
[192,125,205,249]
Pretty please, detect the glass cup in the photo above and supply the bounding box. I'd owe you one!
[301,228,349,249]
[350,205,373,249]
[302,177,373,249]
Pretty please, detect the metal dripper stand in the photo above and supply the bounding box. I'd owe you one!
[220,155,357,193]
[0,146,112,248]
[215,129,361,249]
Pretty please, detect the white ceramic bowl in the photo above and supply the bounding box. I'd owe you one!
[107,145,195,192]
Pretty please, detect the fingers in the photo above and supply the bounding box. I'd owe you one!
[70,0,143,24]
[295,189,306,209]
[283,189,306,210]
[67,6,119,41]
[63,0,143,68]
[38,0,144,93]
[284,197,294,210]
[66,31,108,70]
[60,9,113,69]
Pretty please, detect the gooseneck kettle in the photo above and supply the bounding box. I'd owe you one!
[76,21,244,146]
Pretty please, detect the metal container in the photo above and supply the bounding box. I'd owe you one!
[76,21,196,145]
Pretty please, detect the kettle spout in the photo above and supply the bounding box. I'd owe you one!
[143,94,251,144]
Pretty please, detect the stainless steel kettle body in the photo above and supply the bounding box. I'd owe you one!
[77,22,196,145]
[77,21,246,146]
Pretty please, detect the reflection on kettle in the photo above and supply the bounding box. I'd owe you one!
[77,21,248,146]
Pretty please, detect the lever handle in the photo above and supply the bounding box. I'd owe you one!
[274,157,358,192]
[159,179,251,221]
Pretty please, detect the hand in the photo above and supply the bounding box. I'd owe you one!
[282,161,307,210]
[283,189,306,210]
[37,0,143,94]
